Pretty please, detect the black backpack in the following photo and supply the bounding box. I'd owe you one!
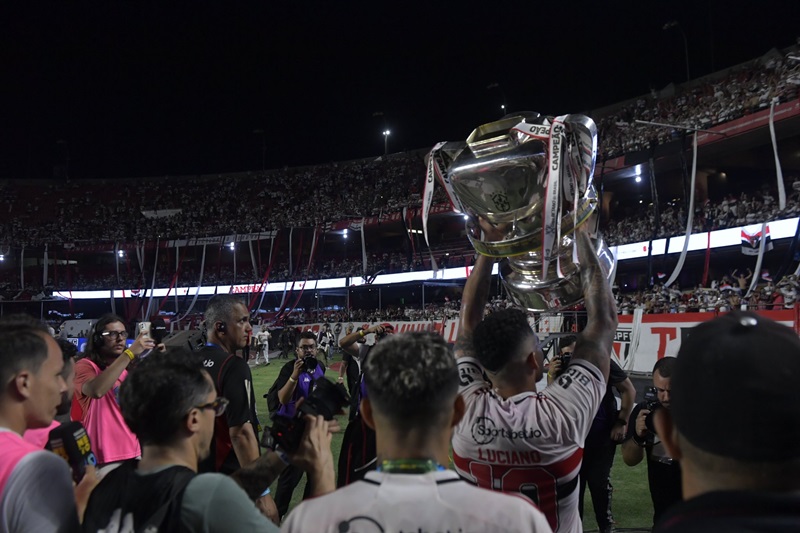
[265,359,296,415]
[82,460,196,533]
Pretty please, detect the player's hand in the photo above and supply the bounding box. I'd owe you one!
[255,493,279,525]
[291,358,304,380]
[546,357,562,384]
[288,415,333,475]
[475,216,509,242]
[635,409,650,438]
[610,424,626,442]
[74,464,100,523]
[129,332,156,357]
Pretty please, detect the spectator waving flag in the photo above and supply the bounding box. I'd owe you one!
[741,225,773,256]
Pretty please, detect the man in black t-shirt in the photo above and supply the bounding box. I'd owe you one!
[622,357,682,526]
[196,295,278,524]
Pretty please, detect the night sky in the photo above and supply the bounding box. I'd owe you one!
[1,1,797,180]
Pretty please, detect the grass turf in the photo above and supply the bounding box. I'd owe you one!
[250,353,654,531]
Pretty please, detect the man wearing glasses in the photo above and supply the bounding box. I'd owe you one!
[272,331,327,519]
[82,349,335,532]
[73,314,155,476]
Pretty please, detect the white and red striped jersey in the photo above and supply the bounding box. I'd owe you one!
[281,469,552,533]
[452,357,605,533]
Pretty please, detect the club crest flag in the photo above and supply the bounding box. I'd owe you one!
[741,225,773,256]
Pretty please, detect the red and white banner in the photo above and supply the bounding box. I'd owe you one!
[295,308,797,374]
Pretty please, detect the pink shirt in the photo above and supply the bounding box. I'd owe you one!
[73,358,140,464]
[0,430,41,494]
[22,420,60,449]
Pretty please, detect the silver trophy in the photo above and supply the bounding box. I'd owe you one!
[426,112,614,311]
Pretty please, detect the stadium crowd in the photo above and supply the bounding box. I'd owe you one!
[0,50,797,254]
[604,180,800,246]
[595,51,800,159]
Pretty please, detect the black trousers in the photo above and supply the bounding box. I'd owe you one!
[274,463,310,519]
[578,438,617,531]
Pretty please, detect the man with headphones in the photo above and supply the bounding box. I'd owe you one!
[73,314,155,477]
[195,295,279,524]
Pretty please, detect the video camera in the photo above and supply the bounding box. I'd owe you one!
[643,386,662,434]
[261,378,349,453]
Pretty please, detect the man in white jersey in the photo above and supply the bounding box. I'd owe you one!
[283,331,552,533]
[452,224,617,533]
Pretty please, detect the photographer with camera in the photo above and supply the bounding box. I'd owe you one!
[621,357,682,525]
[272,331,327,519]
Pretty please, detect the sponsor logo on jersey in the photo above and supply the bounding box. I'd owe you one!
[471,416,542,445]
[203,359,214,368]
[477,448,541,465]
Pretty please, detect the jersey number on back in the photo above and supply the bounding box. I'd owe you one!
[468,461,559,531]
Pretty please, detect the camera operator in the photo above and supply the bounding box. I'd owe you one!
[621,357,682,525]
[272,331,327,519]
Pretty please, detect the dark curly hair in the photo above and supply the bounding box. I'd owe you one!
[83,314,128,369]
[119,348,212,446]
[364,332,458,430]
[472,308,535,372]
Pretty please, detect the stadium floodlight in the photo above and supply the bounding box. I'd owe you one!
[635,176,642,183]
[117,250,124,257]
[343,228,348,239]
[662,20,690,81]
[228,242,235,250]
[0,255,4,262]
[383,130,391,156]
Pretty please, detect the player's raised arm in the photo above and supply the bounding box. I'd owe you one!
[454,219,503,360]
[571,226,617,383]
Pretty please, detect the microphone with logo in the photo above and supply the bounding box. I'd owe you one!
[46,421,98,483]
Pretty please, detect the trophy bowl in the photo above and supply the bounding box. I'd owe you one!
[428,112,614,311]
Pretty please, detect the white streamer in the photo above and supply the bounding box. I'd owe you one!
[665,133,699,287]
[746,222,770,299]
[178,244,207,322]
[769,98,786,210]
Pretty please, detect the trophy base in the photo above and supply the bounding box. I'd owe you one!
[499,237,614,312]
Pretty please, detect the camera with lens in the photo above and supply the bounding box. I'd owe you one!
[302,355,319,373]
[643,386,662,434]
[261,378,349,453]
[552,352,572,377]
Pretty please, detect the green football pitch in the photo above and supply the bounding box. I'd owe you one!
[251,354,654,531]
